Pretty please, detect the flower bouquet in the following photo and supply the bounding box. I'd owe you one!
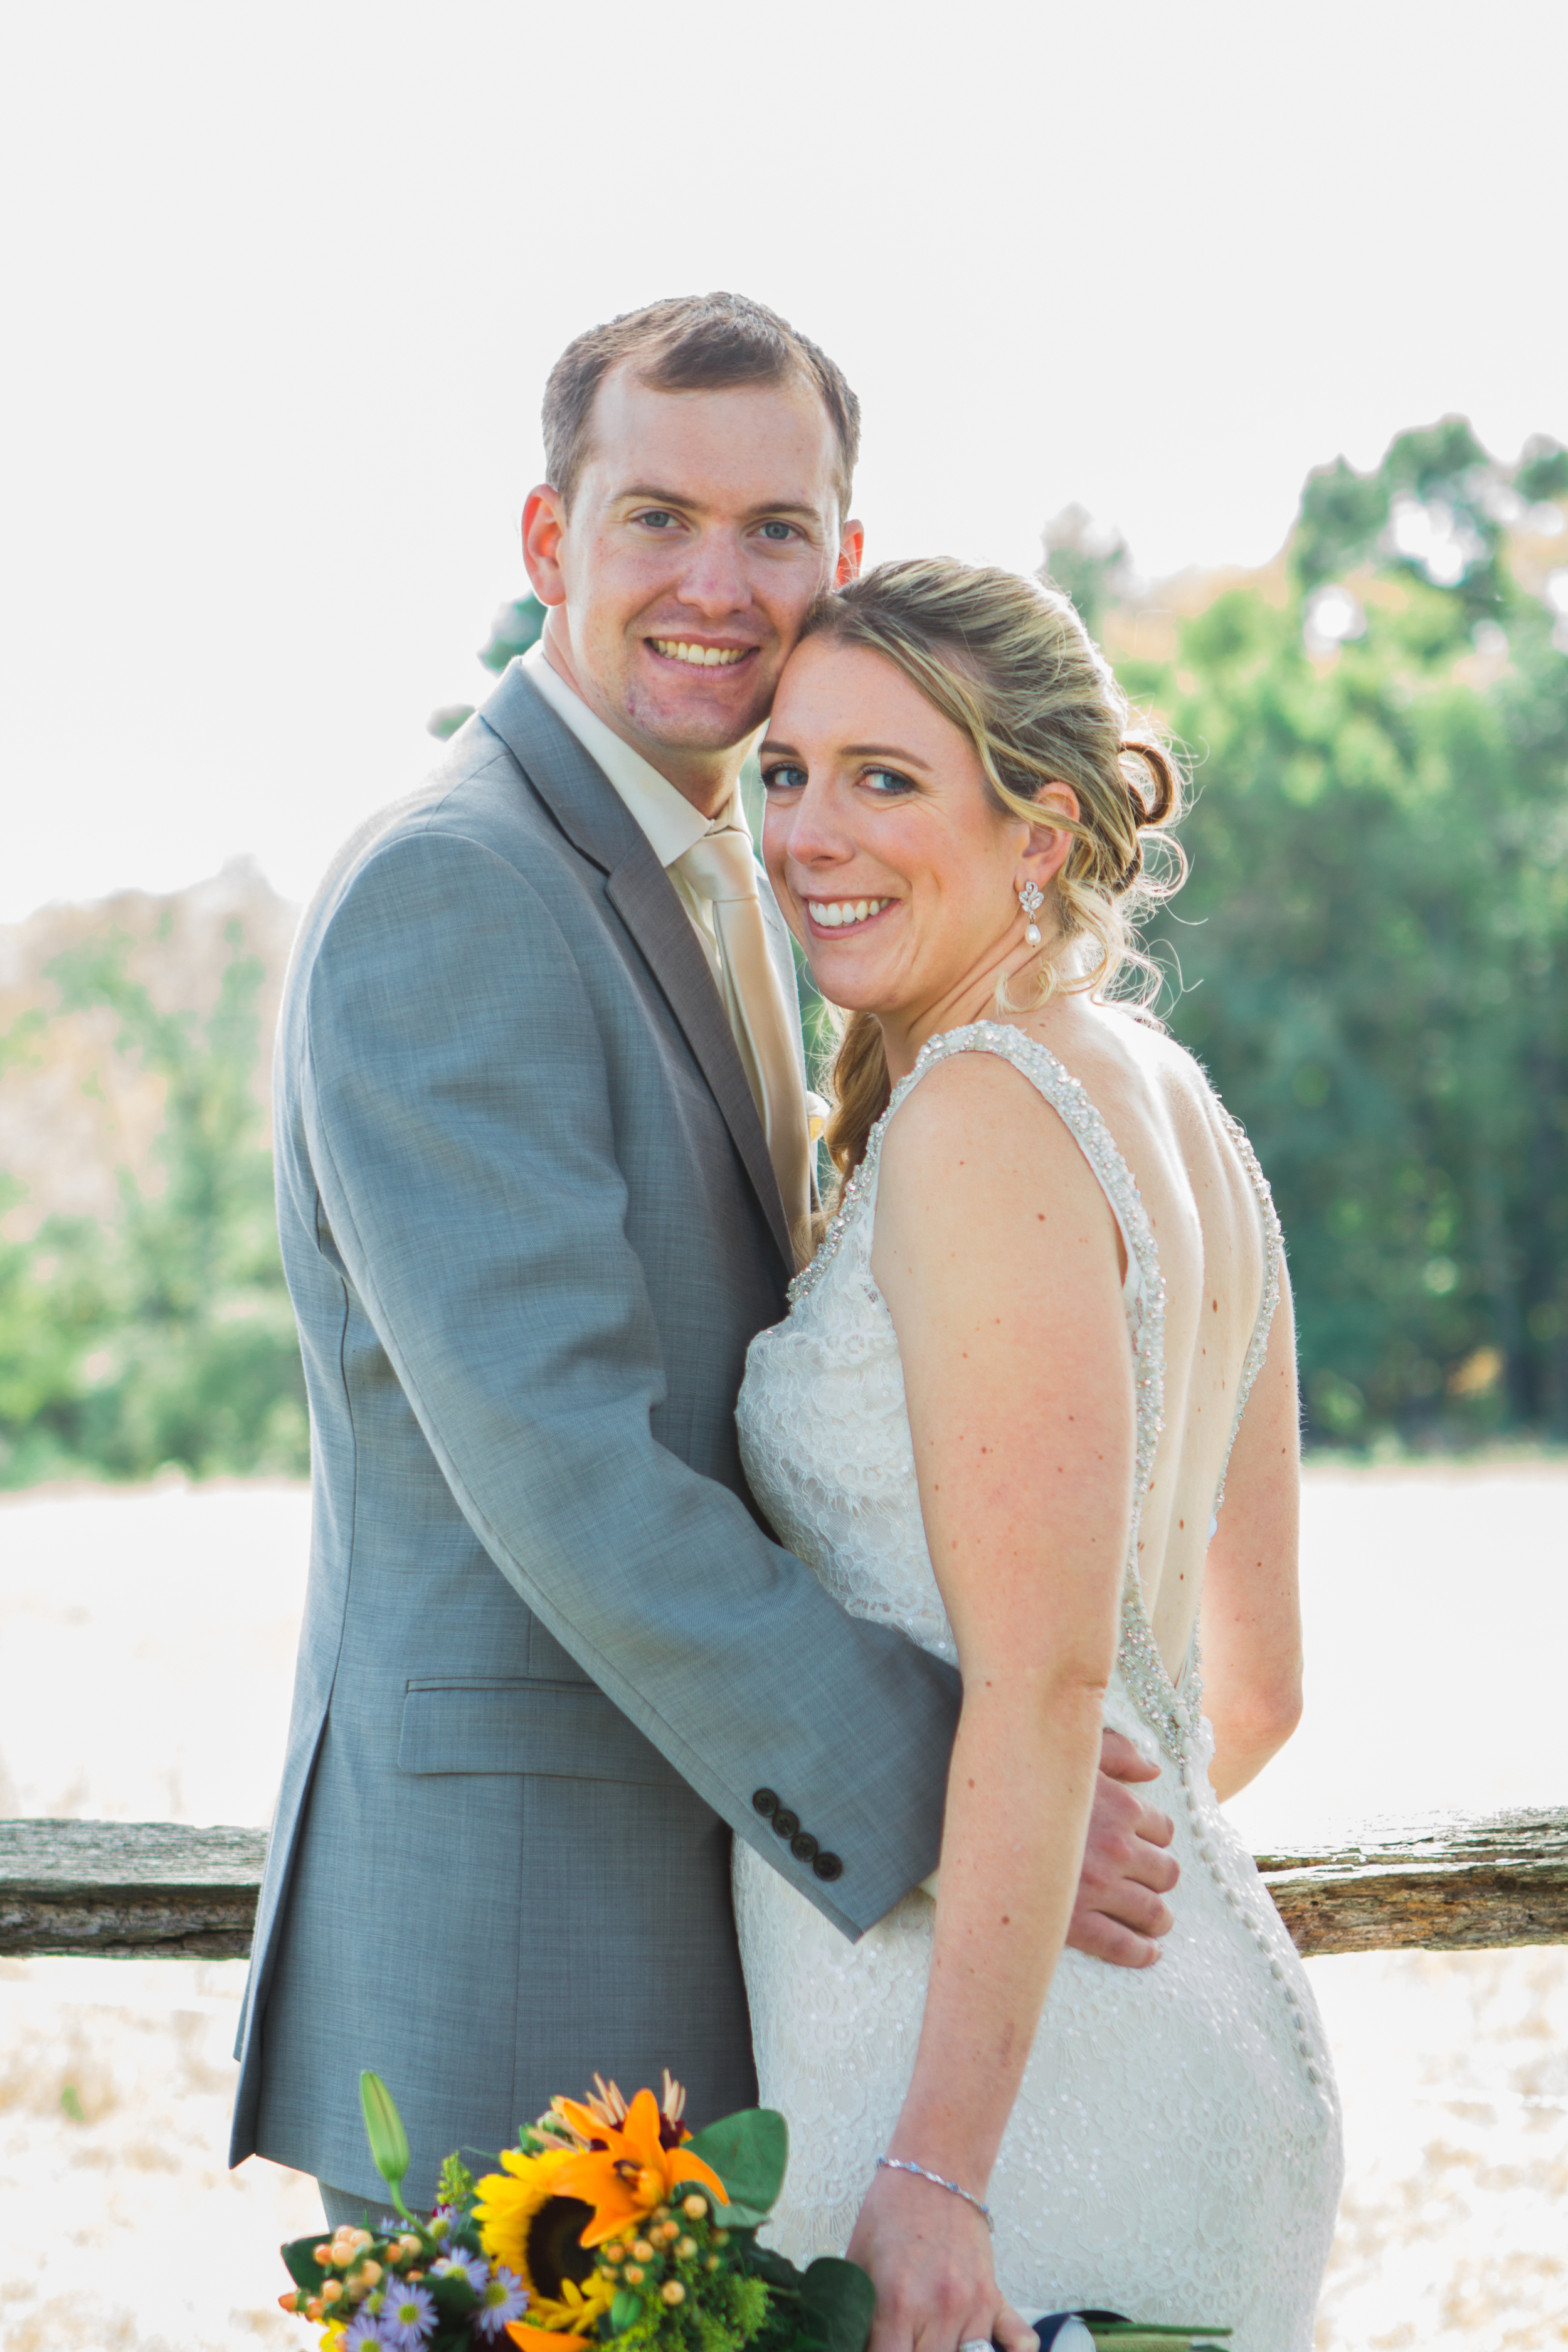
[277,2070,1228,2352]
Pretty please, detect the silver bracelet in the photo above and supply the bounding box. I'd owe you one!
[875,2154,994,2233]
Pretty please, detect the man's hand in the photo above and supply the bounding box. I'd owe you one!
[1064,1727,1179,1968]
[847,2164,1037,2352]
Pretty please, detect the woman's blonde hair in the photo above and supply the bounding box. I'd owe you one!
[800,558,1185,1185]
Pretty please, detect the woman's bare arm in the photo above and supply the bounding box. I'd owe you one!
[1201,1261,1303,1802]
[851,1053,1131,2352]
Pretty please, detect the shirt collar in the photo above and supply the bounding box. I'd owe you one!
[522,639,750,867]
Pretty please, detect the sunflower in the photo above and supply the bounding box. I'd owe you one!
[474,2144,615,2350]
[549,2084,728,2247]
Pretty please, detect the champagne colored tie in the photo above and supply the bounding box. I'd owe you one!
[672,825,812,1258]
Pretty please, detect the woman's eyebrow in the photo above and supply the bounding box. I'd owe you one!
[759,739,936,769]
[839,743,935,769]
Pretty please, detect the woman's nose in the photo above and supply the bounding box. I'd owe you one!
[771,778,854,868]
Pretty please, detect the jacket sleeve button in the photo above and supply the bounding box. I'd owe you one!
[771,1808,801,1840]
[812,1851,844,1882]
[790,1831,819,1863]
[751,1789,779,1818]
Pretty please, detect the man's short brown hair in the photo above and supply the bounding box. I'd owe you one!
[541,292,861,523]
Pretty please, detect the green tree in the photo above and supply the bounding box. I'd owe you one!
[1127,426,1568,1444]
[0,926,308,1485]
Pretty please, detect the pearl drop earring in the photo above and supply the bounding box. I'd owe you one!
[1017,881,1044,948]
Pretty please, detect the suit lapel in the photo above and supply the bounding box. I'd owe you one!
[480,663,795,1275]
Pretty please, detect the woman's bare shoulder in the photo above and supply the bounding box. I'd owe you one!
[876,1039,1121,1228]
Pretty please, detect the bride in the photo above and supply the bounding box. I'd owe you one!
[731,560,1343,2350]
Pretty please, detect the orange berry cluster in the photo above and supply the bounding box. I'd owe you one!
[594,2191,729,2307]
[277,2223,427,2324]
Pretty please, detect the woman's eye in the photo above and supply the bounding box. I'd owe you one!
[762,764,808,792]
[861,767,916,796]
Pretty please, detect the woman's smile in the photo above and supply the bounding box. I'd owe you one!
[801,894,897,934]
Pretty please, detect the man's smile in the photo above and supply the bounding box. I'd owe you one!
[646,637,759,670]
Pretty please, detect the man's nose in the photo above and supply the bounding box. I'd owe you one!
[675,530,754,617]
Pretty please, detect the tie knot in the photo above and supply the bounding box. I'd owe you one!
[674,826,761,905]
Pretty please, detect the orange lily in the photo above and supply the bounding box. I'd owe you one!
[550,2087,728,2246]
[506,2328,593,2352]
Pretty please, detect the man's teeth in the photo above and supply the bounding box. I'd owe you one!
[650,640,750,667]
[811,898,891,929]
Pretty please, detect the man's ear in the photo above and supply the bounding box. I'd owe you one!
[522,484,569,607]
[834,517,866,587]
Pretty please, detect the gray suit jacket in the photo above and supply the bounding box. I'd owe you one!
[230,662,961,2203]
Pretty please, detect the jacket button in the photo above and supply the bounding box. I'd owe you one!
[790,1831,818,1863]
[812,1851,843,1882]
[751,1789,779,1818]
[771,1808,800,1840]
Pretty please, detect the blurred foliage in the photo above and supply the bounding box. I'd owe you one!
[0,924,308,1487]
[428,593,548,739]
[1042,506,1137,638]
[1119,424,1568,1447]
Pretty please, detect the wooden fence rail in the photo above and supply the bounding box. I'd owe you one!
[3,1811,1566,1963]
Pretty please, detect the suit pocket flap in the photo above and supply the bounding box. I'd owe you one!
[398,1678,686,1786]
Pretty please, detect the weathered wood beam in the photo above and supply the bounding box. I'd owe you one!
[3,1810,1565,1962]
[1254,1808,1568,1956]
[0,1819,267,1958]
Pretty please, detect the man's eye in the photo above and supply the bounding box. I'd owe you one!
[758,521,797,543]
[862,767,916,795]
[637,510,679,530]
[762,763,808,792]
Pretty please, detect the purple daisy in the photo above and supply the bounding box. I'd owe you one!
[432,2249,489,2292]
[381,2277,437,2348]
[344,2315,392,2351]
[474,2266,529,2338]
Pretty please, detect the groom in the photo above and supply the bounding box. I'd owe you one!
[231,292,1177,2220]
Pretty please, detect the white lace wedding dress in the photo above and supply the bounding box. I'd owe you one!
[733,1022,1342,2348]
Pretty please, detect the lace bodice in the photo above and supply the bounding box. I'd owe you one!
[733,1022,1340,2348]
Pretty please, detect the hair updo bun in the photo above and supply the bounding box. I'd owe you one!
[1116,739,1180,886]
[799,558,1187,1185]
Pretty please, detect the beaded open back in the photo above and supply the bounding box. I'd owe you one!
[733,1023,1342,2349]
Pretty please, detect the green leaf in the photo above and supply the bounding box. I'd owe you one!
[1086,2329,1232,2348]
[611,2288,644,2329]
[280,2234,329,2293]
[360,2069,415,2219]
[685,2109,789,2227]
[799,2259,876,2352]
[735,2238,803,2292]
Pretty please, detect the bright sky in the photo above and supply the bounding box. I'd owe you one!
[3,0,1564,921]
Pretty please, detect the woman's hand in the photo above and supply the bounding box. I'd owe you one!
[846,2164,1039,2352]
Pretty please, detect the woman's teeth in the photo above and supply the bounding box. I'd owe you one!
[811,898,891,929]
[650,640,749,667]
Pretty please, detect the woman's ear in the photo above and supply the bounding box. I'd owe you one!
[1017,784,1081,893]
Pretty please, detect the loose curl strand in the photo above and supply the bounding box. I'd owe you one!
[804,558,1187,1187]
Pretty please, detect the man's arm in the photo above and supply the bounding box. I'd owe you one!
[300,829,959,1935]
